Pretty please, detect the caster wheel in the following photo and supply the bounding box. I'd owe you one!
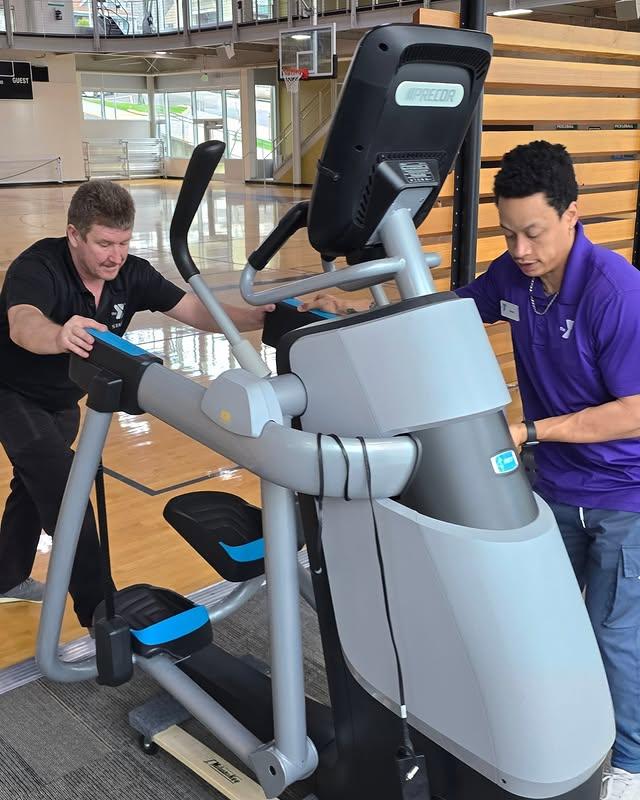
[139,734,159,755]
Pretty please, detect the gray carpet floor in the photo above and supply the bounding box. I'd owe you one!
[0,590,328,799]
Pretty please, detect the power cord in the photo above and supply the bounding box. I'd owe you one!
[313,433,431,799]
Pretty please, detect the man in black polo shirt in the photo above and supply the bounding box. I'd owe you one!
[0,179,270,629]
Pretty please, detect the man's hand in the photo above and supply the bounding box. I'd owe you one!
[298,293,369,315]
[55,316,108,358]
[231,304,275,332]
[509,422,528,449]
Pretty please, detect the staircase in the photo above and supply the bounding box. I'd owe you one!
[271,83,338,181]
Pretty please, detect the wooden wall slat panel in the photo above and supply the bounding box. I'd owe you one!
[487,57,640,92]
[413,9,640,59]
[482,130,640,159]
[440,162,640,199]
[484,95,640,124]
[419,190,637,236]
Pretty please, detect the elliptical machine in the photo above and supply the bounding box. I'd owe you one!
[37,22,614,800]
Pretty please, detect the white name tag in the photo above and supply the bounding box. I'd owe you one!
[500,300,520,322]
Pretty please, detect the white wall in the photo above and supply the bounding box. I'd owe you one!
[0,54,85,181]
[82,119,151,140]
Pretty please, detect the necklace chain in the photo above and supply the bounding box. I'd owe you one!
[529,277,559,316]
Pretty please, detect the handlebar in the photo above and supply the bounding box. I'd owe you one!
[170,140,226,282]
[247,201,309,271]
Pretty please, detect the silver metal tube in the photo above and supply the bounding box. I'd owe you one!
[297,562,316,610]
[37,409,113,682]
[262,481,308,764]
[91,0,100,49]
[370,284,390,307]
[380,207,437,298]
[189,273,243,346]
[269,374,307,418]
[188,274,270,377]
[240,257,404,307]
[139,655,262,766]
[208,577,264,623]
[3,0,13,45]
[181,0,190,40]
[138,364,418,500]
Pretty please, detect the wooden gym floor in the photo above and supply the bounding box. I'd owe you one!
[0,178,521,671]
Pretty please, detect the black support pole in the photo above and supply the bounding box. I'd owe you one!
[450,0,487,290]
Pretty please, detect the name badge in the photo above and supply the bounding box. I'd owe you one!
[500,300,520,322]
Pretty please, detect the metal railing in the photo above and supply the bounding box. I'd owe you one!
[9,0,183,38]
[273,81,337,170]
[3,0,419,40]
[83,138,165,178]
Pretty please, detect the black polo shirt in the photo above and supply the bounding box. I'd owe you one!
[0,237,185,410]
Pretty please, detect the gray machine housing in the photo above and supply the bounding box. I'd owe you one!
[281,294,615,799]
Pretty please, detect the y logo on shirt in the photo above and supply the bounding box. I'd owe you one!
[110,303,126,329]
[560,319,575,340]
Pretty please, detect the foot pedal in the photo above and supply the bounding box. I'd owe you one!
[163,492,265,582]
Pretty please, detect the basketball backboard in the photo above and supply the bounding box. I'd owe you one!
[278,23,337,80]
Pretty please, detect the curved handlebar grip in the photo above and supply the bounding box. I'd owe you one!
[247,201,309,271]
[170,140,226,282]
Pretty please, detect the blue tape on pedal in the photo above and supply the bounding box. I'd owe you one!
[88,328,151,357]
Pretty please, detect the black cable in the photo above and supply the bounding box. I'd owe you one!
[312,432,325,575]
[357,436,414,755]
[326,433,351,501]
[94,462,116,620]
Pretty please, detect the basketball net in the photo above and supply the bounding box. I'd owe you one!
[283,67,307,94]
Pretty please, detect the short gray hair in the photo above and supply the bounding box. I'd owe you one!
[67,180,135,238]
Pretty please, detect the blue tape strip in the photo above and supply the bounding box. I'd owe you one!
[220,538,265,563]
[88,328,151,357]
[131,605,209,646]
[282,298,338,320]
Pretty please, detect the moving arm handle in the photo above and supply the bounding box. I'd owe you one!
[247,201,309,271]
[170,140,226,282]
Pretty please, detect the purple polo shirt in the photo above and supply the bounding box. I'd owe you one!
[457,222,640,512]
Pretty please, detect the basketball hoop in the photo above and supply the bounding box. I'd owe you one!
[282,66,309,94]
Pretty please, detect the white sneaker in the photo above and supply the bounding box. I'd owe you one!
[602,767,640,799]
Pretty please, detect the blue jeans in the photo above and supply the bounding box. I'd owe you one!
[546,499,640,772]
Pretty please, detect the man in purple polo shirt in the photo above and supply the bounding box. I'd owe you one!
[300,140,640,800]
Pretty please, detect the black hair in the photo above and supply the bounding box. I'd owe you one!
[493,140,578,216]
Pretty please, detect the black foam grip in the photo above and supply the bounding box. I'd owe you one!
[169,140,226,282]
[248,201,309,271]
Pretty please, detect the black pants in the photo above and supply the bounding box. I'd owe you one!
[0,386,104,626]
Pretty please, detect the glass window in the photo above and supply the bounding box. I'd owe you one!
[82,91,103,120]
[224,89,242,159]
[167,91,195,157]
[103,92,118,120]
[82,90,150,121]
[113,92,150,121]
[255,84,275,160]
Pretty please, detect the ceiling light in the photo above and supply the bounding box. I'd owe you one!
[494,0,533,14]
[493,7,533,14]
[155,50,167,55]
[291,33,311,40]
